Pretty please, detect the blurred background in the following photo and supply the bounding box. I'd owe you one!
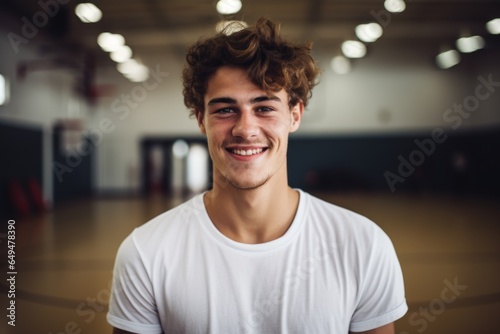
[0,0,499,333]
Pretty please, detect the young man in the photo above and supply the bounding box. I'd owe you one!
[107,18,407,334]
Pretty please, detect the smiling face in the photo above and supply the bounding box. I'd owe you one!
[197,66,303,191]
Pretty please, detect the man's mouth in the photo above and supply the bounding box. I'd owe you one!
[227,148,267,156]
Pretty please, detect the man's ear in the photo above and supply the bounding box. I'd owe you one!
[290,100,304,133]
[196,109,206,135]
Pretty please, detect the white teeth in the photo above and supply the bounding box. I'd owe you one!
[231,148,264,156]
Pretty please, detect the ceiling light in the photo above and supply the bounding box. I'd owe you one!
[341,40,367,59]
[456,35,485,53]
[215,20,248,35]
[110,45,132,63]
[127,70,149,82]
[118,59,149,82]
[117,59,140,75]
[486,18,500,34]
[355,23,383,43]
[172,140,189,158]
[384,0,406,13]
[98,33,125,52]
[436,50,460,69]
[0,74,9,106]
[216,0,242,15]
[330,56,351,74]
[75,3,102,23]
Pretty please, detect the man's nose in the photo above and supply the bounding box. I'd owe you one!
[232,110,260,139]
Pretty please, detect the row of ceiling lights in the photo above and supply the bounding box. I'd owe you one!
[332,0,500,73]
[76,0,243,82]
[75,0,245,82]
[331,0,406,74]
[214,0,500,74]
[76,1,500,78]
[436,18,500,69]
[213,0,392,75]
[75,3,150,82]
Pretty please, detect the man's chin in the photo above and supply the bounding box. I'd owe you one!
[225,176,269,191]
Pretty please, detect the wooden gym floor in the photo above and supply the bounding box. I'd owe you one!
[1,191,499,334]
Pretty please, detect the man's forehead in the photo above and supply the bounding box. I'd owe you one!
[207,66,256,90]
[206,68,285,99]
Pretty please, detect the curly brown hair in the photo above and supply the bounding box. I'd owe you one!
[182,17,320,117]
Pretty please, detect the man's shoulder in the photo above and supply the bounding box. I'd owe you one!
[112,194,206,278]
[130,193,205,245]
[302,191,388,243]
[304,191,374,226]
[302,191,397,270]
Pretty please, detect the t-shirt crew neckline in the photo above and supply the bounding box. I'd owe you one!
[193,189,307,253]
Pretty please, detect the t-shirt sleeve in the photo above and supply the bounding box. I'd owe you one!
[107,232,163,334]
[349,226,408,332]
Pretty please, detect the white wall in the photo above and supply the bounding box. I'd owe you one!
[89,51,197,193]
[301,40,500,134]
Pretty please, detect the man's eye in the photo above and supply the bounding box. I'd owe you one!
[216,108,234,114]
[257,107,274,112]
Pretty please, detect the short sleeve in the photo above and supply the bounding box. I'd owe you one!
[107,233,163,334]
[349,227,408,332]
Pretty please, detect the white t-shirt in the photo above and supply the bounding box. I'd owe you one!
[107,190,407,333]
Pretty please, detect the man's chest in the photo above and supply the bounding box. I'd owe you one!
[154,243,357,333]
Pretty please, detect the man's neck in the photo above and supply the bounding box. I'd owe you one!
[203,178,299,244]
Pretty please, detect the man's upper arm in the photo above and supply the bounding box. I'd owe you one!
[350,322,395,334]
[107,234,162,332]
[349,224,407,332]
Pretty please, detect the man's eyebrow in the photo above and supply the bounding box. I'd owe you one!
[207,95,282,106]
[250,95,282,104]
[207,97,237,105]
